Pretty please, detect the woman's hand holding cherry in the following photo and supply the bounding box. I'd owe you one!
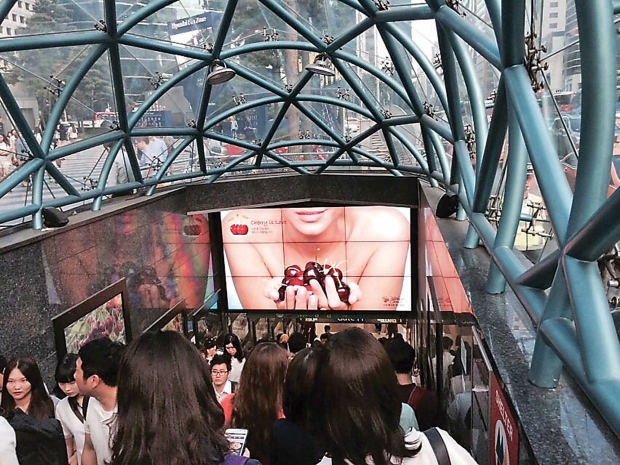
[264,261,362,310]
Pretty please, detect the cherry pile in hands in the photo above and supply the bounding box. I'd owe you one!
[278,261,351,305]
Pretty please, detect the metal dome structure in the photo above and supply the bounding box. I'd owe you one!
[1,0,620,437]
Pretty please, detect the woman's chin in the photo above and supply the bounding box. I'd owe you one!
[295,223,331,238]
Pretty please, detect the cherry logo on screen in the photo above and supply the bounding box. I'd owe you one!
[230,223,249,235]
[228,214,249,235]
[278,261,351,306]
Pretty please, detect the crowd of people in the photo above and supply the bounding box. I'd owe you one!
[0,327,478,465]
[104,135,174,189]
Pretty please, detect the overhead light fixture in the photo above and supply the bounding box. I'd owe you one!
[206,60,236,85]
[306,53,335,77]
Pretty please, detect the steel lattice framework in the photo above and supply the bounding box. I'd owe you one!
[0,0,619,437]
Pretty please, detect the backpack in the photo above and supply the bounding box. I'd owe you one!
[7,409,68,465]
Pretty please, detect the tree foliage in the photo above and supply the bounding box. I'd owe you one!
[4,0,113,127]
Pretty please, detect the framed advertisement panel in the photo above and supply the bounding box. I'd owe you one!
[52,279,133,361]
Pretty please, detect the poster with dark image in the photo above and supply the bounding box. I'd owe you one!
[221,206,411,311]
[144,299,188,337]
[52,279,133,361]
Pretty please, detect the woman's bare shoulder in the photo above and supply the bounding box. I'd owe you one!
[347,207,410,241]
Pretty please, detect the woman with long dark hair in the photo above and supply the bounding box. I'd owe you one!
[222,342,288,465]
[1,356,54,419]
[1,356,68,465]
[110,330,260,465]
[314,328,477,465]
[223,333,246,383]
[54,354,88,465]
[270,347,325,465]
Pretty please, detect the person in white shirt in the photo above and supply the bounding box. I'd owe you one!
[75,338,124,465]
[0,416,19,465]
[103,142,136,189]
[230,116,239,139]
[134,137,161,175]
[223,334,246,384]
[0,133,13,182]
[148,136,168,165]
[210,354,233,403]
[54,354,88,465]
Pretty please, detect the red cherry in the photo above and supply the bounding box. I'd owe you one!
[337,285,350,304]
[288,277,304,286]
[284,265,302,278]
[304,267,320,282]
[230,224,237,235]
[282,277,290,285]
[328,267,344,281]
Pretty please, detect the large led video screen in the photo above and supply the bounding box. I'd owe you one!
[222,207,411,311]
[43,209,215,315]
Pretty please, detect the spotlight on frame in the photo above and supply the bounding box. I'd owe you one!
[306,53,336,77]
[206,60,236,85]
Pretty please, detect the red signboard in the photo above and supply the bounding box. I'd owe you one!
[490,372,519,465]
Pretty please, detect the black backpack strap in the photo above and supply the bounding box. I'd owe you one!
[423,427,452,465]
[68,397,85,423]
[82,396,90,420]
